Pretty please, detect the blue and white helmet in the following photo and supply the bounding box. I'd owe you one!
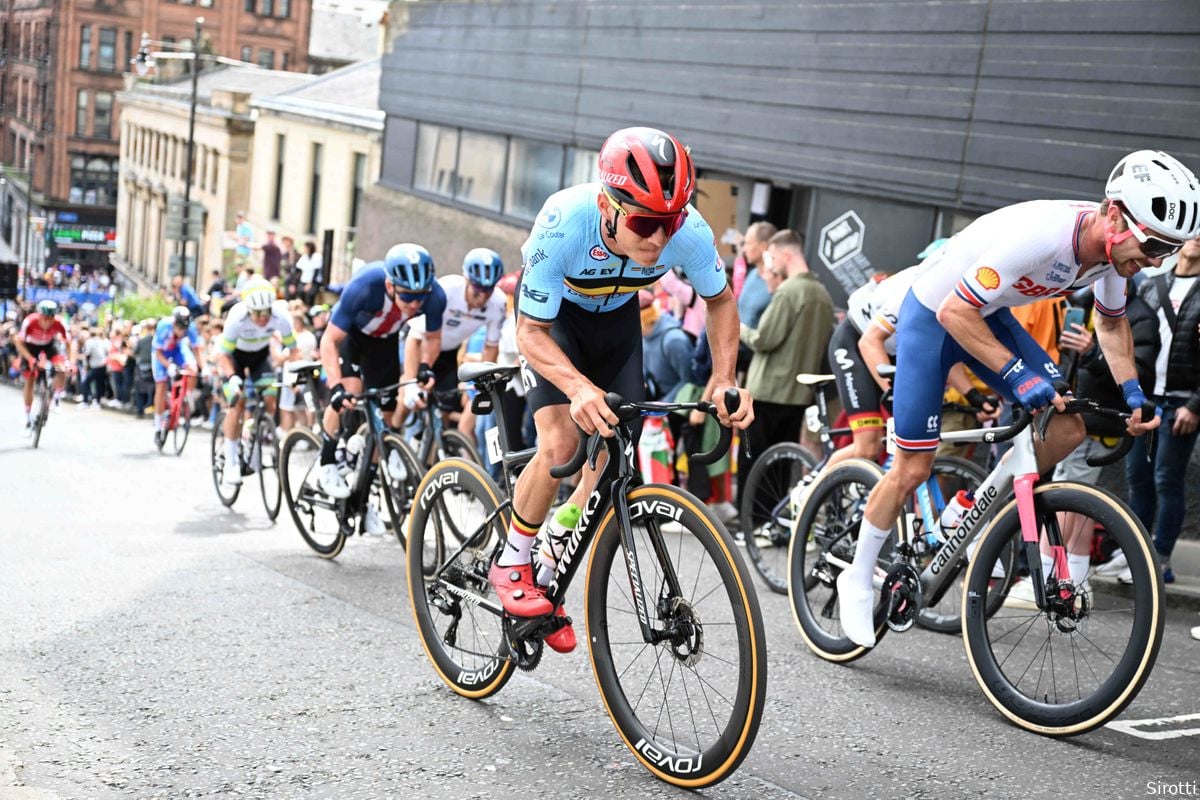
[383,243,435,292]
[462,248,504,289]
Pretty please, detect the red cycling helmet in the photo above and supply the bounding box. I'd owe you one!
[598,127,695,213]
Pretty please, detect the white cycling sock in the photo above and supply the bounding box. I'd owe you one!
[1068,553,1091,587]
[154,412,164,431]
[497,513,541,567]
[225,438,240,469]
[846,519,892,586]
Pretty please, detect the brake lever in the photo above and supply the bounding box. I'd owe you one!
[586,430,603,471]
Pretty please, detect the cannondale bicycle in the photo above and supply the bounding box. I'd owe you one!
[790,398,1164,735]
[407,363,766,787]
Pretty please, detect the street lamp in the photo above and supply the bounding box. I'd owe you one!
[131,19,205,289]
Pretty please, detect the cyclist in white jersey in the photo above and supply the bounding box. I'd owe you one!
[403,248,507,422]
[837,150,1194,648]
[216,277,296,486]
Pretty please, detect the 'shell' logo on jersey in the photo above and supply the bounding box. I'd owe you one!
[974,267,1001,291]
[590,245,609,261]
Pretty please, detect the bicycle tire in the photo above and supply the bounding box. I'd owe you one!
[739,442,817,594]
[586,484,766,788]
[211,410,241,507]
[30,388,48,450]
[440,429,481,465]
[380,432,422,550]
[914,455,1016,633]
[408,458,514,698]
[281,428,348,558]
[172,396,191,456]
[962,482,1164,735]
[258,414,283,521]
[787,458,890,663]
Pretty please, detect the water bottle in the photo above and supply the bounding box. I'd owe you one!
[537,502,582,586]
[937,490,975,540]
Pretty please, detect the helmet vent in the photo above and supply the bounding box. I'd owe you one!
[625,154,648,192]
[1152,159,1170,171]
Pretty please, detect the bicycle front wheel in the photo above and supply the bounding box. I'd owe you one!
[739,442,817,594]
[210,410,241,507]
[258,416,282,521]
[281,428,347,558]
[172,397,191,456]
[408,458,513,698]
[30,388,48,449]
[962,482,1164,735]
[586,484,766,788]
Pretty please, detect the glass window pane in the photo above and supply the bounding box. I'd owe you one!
[563,147,598,188]
[93,92,112,139]
[504,139,563,221]
[257,49,274,69]
[79,25,91,69]
[98,28,116,71]
[454,130,505,212]
[75,89,88,136]
[413,123,458,197]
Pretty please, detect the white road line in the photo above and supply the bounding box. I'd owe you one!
[1106,713,1200,740]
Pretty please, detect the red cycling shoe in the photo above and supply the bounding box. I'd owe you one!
[488,561,553,617]
[545,606,576,654]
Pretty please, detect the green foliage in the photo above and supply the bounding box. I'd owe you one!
[102,293,174,326]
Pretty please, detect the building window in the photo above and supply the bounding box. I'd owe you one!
[124,31,133,72]
[454,130,506,212]
[505,139,564,221]
[98,28,116,71]
[307,142,322,234]
[413,123,458,197]
[240,46,251,63]
[349,152,366,228]
[69,155,117,205]
[563,147,598,188]
[257,49,274,69]
[210,151,219,193]
[281,52,289,70]
[261,0,273,15]
[75,89,88,136]
[94,92,113,139]
[278,0,290,17]
[272,134,285,220]
[244,0,255,11]
[79,25,91,69]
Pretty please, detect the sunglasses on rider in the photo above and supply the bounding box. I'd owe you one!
[1118,211,1184,259]
[604,190,689,239]
[468,280,494,294]
[395,289,430,303]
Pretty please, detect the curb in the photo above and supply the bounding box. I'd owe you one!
[1091,575,1200,612]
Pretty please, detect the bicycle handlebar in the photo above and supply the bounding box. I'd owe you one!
[978,398,1153,466]
[549,388,743,479]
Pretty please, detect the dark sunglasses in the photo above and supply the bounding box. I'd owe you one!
[396,289,430,303]
[605,190,689,239]
[1119,211,1183,259]
[468,280,494,294]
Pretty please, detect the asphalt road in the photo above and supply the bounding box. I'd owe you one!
[2,386,1199,800]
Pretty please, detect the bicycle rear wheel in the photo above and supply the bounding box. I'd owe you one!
[210,410,241,507]
[962,482,1164,735]
[441,429,481,465]
[408,459,513,698]
[787,459,889,663]
[739,442,816,594]
[586,484,766,788]
[281,428,348,558]
[172,396,191,456]
[258,414,282,521]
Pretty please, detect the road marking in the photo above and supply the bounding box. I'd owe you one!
[1106,713,1200,740]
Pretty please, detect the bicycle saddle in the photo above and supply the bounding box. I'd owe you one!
[795,373,836,386]
[458,361,519,383]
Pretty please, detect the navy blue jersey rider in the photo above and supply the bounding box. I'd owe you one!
[316,243,446,501]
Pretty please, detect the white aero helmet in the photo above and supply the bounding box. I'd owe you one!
[242,276,275,312]
[1105,150,1200,242]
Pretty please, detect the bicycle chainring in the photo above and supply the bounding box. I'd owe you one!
[883,562,922,632]
[503,619,543,672]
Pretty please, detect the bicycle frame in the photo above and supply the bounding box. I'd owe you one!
[346,392,393,500]
[167,373,194,430]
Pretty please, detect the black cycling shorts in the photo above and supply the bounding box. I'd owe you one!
[522,296,644,415]
[338,332,400,411]
[429,347,463,412]
[827,318,884,432]
[232,348,276,396]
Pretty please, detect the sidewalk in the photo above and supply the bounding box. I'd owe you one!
[1092,538,1200,612]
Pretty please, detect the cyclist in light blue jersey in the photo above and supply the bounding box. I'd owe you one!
[489,127,754,655]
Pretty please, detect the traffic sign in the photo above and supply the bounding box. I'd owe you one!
[165,198,205,241]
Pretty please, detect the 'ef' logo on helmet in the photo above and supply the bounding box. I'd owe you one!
[974,267,1001,291]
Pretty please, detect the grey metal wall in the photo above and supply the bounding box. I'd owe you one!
[379,0,1200,213]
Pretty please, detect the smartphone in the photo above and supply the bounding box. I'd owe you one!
[1063,307,1085,332]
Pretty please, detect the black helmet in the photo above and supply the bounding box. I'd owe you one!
[171,306,192,328]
